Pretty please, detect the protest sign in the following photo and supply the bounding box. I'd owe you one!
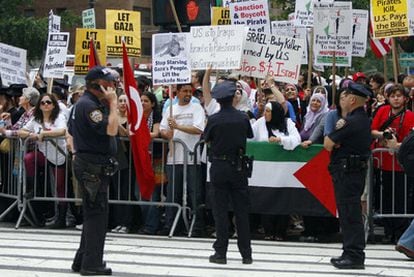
[352,10,368,57]
[229,0,270,33]
[82,8,96,29]
[271,20,308,64]
[48,10,61,33]
[0,43,27,86]
[189,25,245,70]
[74,28,107,75]
[234,31,305,84]
[212,7,231,25]
[370,0,409,38]
[313,2,353,67]
[223,0,252,8]
[106,9,141,57]
[294,0,333,27]
[43,32,70,79]
[408,1,414,35]
[152,33,191,85]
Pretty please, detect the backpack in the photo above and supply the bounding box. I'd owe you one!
[397,130,414,176]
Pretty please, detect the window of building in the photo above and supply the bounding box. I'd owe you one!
[141,38,151,56]
[133,7,151,25]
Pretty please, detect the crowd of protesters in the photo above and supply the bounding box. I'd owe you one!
[1,67,414,254]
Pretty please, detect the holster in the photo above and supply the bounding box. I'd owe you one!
[82,171,101,203]
[241,155,254,178]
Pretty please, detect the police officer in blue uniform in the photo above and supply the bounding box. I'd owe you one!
[204,80,254,265]
[324,82,372,269]
[69,66,119,276]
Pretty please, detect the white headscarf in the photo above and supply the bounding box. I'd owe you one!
[303,93,329,131]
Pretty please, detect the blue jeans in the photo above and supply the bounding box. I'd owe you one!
[141,185,162,233]
[398,220,414,250]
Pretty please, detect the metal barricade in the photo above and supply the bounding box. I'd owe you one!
[0,136,29,228]
[367,147,414,239]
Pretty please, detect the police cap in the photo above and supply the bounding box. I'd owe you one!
[6,84,27,97]
[346,82,372,98]
[85,66,116,82]
[211,80,236,100]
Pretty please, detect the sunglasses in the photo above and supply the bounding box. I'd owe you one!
[40,100,53,105]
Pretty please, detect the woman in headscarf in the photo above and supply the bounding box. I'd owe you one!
[251,101,301,150]
[300,93,329,143]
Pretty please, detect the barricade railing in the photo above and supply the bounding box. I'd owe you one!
[12,135,193,237]
[367,147,414,239]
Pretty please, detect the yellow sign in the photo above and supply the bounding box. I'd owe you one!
[371,0,409,39]
[211,7,231,25]
[106,9,141,57]
[74,28,107,75]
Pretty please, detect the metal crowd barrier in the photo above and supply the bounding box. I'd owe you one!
[367,147,414,239]
[0,135,197,237]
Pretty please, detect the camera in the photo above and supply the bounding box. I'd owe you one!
[383,131,394,140]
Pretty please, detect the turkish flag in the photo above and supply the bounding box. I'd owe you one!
[88,39,100,69]
[369,22,392,58]
[122,41,155,200]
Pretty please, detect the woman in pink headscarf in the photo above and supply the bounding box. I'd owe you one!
[300,93,329,143]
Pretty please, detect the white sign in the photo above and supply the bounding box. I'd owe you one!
[223,0,253,8]
[189,25,246,70]
[294,0,333,27]
[82,8,96,29]
[229,0,270,33]
[234,31,305,84]
[0,43,27,86]
[43,32,70,78]
[313,2,353,67]
[409,1,414,35]
[152,33,191,85]
[271,20,308,64]
[352,9,368,57]
[48,10,61,33]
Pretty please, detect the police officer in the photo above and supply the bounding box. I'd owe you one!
[69,66,118,276]
[204,80,254,265]
[324,82,372,269]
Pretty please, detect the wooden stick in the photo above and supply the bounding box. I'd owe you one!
[169,0,182,33]
[391,37,399,82]
[331,52,336,109]
[383,55,387,80]
[307,27,314,89]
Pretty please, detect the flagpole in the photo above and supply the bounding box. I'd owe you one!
[307,27,314,89]
[169,0,182,32]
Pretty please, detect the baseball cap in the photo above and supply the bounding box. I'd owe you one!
[85,66,116,82]
[352,72,366,82]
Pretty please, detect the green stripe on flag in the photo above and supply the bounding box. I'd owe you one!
[246,141,324,162]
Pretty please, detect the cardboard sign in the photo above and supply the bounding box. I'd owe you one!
[352,9,368,57]
[82,8,96,29]
[313,2,353,67]
[0,43,27,86]
[74,28,107,75]
[106,9,141,57]
[294,0,333,27]
[229,0,270,33]
[152,33,191,85]
[48,10,61,33]
[234,31,305,84]
[189,25,246,70]
[43,32,70,78]
[370,0,409,38]
[211,7,231,25]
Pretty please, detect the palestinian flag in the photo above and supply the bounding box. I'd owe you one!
[246,142,337,217]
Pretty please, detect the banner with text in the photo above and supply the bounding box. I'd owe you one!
[152,33,191,85]
[189,25,245,70]
[0,43,27,86]
[48,10,61,33]
[43,32,70,78]
[212,7,231,25]
[370,0,409,38]
[234,31,304,84]
[352,9,368,57]
[223,0,252,8]
[82,8,96,29]
[74,28,107,75]
[294,0,333,27]
[106,9,141,57]
[229,0,270,33]
[313,2,353,67]
[271,20,308,64]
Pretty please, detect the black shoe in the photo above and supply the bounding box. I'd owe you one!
[330,256,343,263]
[72,262,106,273]
[330,257,364,269]
[209,253,227,264]
[157,227,170,236]
[80,266,112,276]
[242,257,253,264]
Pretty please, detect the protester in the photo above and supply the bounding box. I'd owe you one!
[300,93,329,144]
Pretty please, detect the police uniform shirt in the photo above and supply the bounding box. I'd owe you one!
[204,106,253,157]
[328,106,371,161]
[68,91,116,155]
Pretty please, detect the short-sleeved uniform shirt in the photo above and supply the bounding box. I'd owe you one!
[68,91,116,156]
[328,107,371,162]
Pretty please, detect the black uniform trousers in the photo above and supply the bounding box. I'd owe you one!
[328,161,366,262]
[72,155,110,269]
[210,160,251,259]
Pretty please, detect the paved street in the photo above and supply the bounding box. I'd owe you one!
[0,224,413,276]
